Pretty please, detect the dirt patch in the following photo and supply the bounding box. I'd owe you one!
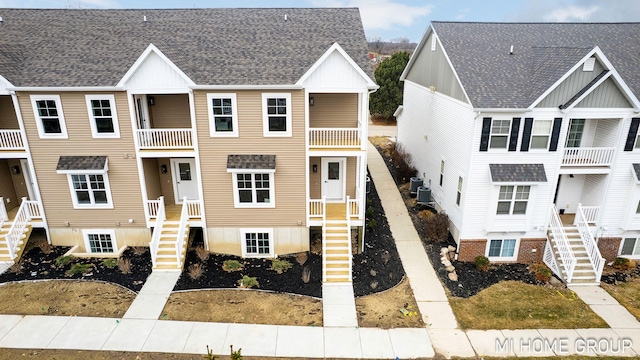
[0,280,134,318]
[161,289,323,326]
[370,114,397,126]
[356,277,424,328]
[0,349,312,359]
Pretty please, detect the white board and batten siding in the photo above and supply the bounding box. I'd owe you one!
[300,48,370,90]
[123,51,193,92]
[397,80,475,240]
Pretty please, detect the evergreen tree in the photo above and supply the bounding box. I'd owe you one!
[369,51,410,120]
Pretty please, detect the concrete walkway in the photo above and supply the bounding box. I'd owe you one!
[569,285,640,329]
[322,283,358,327]
[123,271,181,320]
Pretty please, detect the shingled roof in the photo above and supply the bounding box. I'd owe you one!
[0,8,373,87]
[430,22,640,109]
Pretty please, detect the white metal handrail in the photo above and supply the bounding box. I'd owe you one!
[562,147,615,166]
[136,128,193,149]
[148,196,166,268]
[5,198,31,260]
[309,128,361,148]
[24,200,43,220]
[0,197,7,222]
[575,203,605,282]
[175,197,190,267]
[185,200,201,218]
[549,204,577,282]
[309,200,324,217]
[576,205,599,225]
[146,198,162,221]
[0,130,24,150]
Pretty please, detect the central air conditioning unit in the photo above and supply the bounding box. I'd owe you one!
[417,186,431,204]
[410,177,423,194]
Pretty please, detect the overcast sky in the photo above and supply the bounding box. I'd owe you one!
[1,0,639,42]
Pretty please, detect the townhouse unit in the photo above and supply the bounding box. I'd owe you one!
[0,8,376,282]
[397,22,640,284]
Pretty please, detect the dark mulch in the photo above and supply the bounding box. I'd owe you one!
[601,264,640,284]
[372,143,540,298]
[0,235,152,292]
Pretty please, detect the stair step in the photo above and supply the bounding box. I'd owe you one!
[324,277,351,283]
[325,263,349,268]
[326,257,349,262]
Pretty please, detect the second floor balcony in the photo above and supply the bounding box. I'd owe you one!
[0,130,25,151]
[562,147,615,167]
[136,128,194,150]
[308,128,362,150]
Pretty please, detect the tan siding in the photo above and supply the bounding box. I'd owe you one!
[195,90,307,228]
[309,93,358,128]
[8,159,29,201]
[142,158,162,199]
[310,157,321,199]
[149,94,191,128]
[346,157,356,198]
[0,96,19,129]
[157,158,175,204]
[17,91,147,242]
[0,159,18,211]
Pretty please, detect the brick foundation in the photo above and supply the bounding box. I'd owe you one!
[598,237,622,262]
[458,239,487,262]
[517,238,546,264]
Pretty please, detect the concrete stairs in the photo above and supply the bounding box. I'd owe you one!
[152,221,189,271]
[550,226,598,285]
[323,220,351,283]
[0,221,31,263]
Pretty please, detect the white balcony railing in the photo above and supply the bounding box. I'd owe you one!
[309,128,361,148]
[136,129,193,149]
[575,205,599,225]
[185,199,202,218]
[309,200,324,217]
[0,130,25,150]
[562,147,615,166]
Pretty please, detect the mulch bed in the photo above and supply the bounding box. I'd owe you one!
[601,264,640,284]
[372,143,540,298]
[0,234,152,293]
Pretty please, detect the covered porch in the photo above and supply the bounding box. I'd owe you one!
[307,92,367,151]
[133,94,195,151]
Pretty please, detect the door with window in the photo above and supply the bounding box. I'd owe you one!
[171,158,198,202]
[321,157,346,202]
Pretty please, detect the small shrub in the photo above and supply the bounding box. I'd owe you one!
[389,143,417,184]
[425,213,449,243]
[203,345,218,360]
[39,242,53,255]
[301,266,311,283]
[238,275,258,288]
[118,258,132,274]
[474,256,490,272]
[613,257,636,271]
[366,207,375,218]
[367,219,378,230]
[55,255,74,267]
[65,263,93,276]
[195,246,210,262]
[188,263,204,280]
[101,258,117,269]
[270,259,293,274]
[530,263,552,282]
[369,269,377,277]
[131,246,147,256]
[8,262,23,274]
[370,280,378,290]
[295,252,308,266]
[381,250,391,264]
[222,259,243,272]
[230,345,243,360]
[418,209,435,221]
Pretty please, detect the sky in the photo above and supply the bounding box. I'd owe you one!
[1,0,639,42]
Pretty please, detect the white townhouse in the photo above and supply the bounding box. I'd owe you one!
[397,22,640,284]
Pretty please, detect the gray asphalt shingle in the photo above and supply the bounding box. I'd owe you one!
[489,163,547,182]
[0,8,372,87]
[227,155,276,170]
[56,156,108,171]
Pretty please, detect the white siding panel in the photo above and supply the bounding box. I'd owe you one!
[593,118,619,147]
[302,50,369,89]
[581,174,606,207]
[126,52,191,90]
[556,174,585,214]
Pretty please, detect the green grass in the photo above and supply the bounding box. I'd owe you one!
[602,278,640,322]
[449,281,608,329]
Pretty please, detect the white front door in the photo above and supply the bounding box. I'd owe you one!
[171,158,199,203]
[20,159,38,201]
[322,157,346,202]
[134,94,150,129]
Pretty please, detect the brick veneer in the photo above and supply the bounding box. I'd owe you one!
[458,239,487,262]
[517,238,546,264]
[598,237,622,262]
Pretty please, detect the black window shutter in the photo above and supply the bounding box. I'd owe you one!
[520,118,533,151]
[480,117,491,151]
[624,118,640,151]
[549,117,563,151]
[508,117,521,151]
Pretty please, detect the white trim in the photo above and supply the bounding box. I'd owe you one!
[170,158,199,203]
[321,157,346,202]
[65,172,114,209]
[262,93,292,137]
[207,93,239,137]
[85,94,120,139]
[117,43,195,88]
[456,175,463,207]
[231,171,276,208]
[20,159,37,201]
[529,119,553,150]
[240,228,274,258]
[82,229,118,254]
[227,168,276,174]
[486,238,520,262]
[9,86,124,92]
[30,95,68,139]
[296,42,377,89]
[191,84,302,90]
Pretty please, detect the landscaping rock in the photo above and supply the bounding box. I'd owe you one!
[445,265,455,273]
[448,272,458,281]
[448,245,456,253]
[442,259,452,267]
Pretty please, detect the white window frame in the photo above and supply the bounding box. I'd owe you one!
[439,160,445,187]
[85,94,120,138]
[530,119,552,150]
[241,228,274,257]
[486,238,519,261]
[82,229,117,254]
[496,185,530,215]
[207,93,239,137]
[620,237,640,258]
[456,176,463,206]
[489,119,510,149]
[30,95,68,139]
[635,133,640,149]
[65,172,114,209]
[229,170,276,208]
[262,93,292,137]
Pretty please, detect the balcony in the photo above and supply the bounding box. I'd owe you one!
[136,129,193,150]
[562,147,615,167]
[308,128,361,150]
[0,130,25,151]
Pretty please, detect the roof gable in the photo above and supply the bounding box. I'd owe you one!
[118,44,194,91]
[297,43,376,90]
